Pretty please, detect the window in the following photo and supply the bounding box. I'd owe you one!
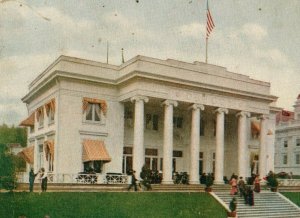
[37,108,44,128]
[145,148,158,156]
[173,116,183,129]
[38,144,44,170]
[173,150,183,157]
[48,106,55,124]
[284,140,288,148]
[212,152,216,173]
[146,114,159,131]
[200,118,205,136]
[145,148,158,171]
[124,107,133,127]
[283,154,288,165]
[85,103,101,122]
[84,161,103,173]
[213,120,216,136]
[199,152,204,175]
[296,154,300,165]
[122,146,133,174]
[296,138,300,147]
[45,99,55,125]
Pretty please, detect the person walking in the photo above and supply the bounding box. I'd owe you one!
[253,175,261,193]
[127,170,138,191]
[238,176,246,197]
[229,175,238,195]
[40,168,48,192]
[29,168,38,192]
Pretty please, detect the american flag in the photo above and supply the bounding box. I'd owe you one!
[206,1,215,39]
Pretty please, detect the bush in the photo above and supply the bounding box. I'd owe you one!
[206,174,214,187]
[0,176,17,191]
[267,175,278,187]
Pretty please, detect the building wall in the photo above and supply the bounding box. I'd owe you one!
[56,79,124,174]
[275,127,300,175]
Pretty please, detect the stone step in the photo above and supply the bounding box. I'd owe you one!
[214,191,300,218]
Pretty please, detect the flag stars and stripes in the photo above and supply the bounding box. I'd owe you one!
[206,4,215,39]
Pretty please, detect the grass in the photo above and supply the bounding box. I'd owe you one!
[281,192,300,206]
[0,192,227,218]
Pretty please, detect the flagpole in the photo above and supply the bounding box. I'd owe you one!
[205,37,208,63]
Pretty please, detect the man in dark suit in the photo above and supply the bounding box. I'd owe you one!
[127,170,138,191]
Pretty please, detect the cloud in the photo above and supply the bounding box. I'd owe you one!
[0,53,55,98]
[178,22,206,38]
[252,48,288,65]
[241,23,268,41]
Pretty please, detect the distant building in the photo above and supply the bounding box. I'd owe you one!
[6,143,23,155]
[275,94,300,175]
[19,55,279,184]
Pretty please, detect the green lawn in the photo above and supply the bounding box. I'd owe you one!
[0,192,226,218]
[281,192,300,206]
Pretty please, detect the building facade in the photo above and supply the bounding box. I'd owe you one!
[275,95,300,175]
[20,55,279,184]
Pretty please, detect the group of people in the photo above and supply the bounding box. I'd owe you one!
[127,165,156,191]
[229,173,261,206]
[29,167,48,192]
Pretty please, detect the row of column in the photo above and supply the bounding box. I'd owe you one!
[131,95,269,184]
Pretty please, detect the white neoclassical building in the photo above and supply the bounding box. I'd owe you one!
[19,55,279,184]
[275,94,300,175]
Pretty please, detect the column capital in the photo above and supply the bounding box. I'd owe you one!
[162,99,178,107]
[236,111,251,118]
[130,95,149,103]
[189,103,205,111]
[214,107,228,114]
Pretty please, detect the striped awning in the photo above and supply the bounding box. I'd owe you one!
[45,98,56,115]
[18,146,34,165]
[44,140,54,161]
[251,121,260,134]
[19,113,35,127]
[82,139,111,162]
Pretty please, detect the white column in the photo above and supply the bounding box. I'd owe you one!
[214,108,228,184]
[259,115,268,178]
[267,113,276,173]
[162,100,178,184]
[131,96,149,179]
[236,111,250,179]
[189,104,205,184]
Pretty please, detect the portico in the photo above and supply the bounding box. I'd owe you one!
[126,94,272,184]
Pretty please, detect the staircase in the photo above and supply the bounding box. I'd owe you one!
[214,191,300,218]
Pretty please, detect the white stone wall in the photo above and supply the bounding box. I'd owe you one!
[55,79,124,174]
[22,55,277,180]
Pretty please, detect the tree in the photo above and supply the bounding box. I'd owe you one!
[0,144,17,191]
[0,124,27,147]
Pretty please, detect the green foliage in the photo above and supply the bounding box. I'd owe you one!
[0,144,17,191]
[267,174,279,188]
[206,174,214,187]
[0,124,27,147]
[0,192,227,217]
